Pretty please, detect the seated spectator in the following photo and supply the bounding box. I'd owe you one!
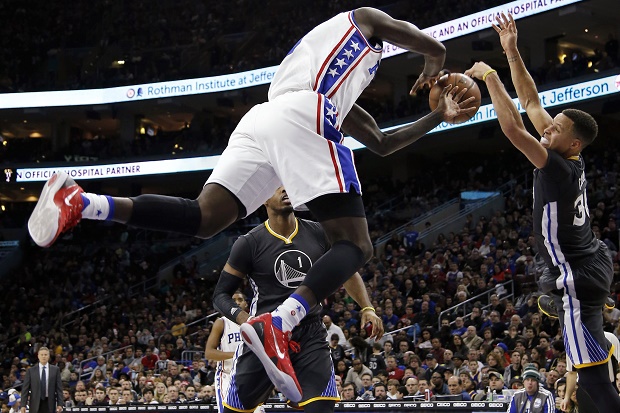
[386,355,404,382]
[344,359,371,392]
[474,369,506,401]
[429,337,446,364]
[386,378,402,399]
[462,325,483,351]
[424,354,445,382]
[430,371,449,396]
[357,373,374,398]
[328,334,346,366]
[404,377,420,398]
[447,376,472,401]
[372,383,388,401]
[451,317,467,336]
[504,349,523,384]
[341,382,357,401]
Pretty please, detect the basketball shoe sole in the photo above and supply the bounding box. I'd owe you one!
[28,172,83,247]
[240,315,302,403]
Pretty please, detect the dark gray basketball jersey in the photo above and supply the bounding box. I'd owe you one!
[227,218,328,317]
[532,149,598,271]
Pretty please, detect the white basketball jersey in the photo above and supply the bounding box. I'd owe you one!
[268,10,383,125]
[217,317,243,373]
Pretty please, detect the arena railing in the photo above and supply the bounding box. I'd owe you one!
[437,280,515,331]
[157,313,219,354]
[374,198,460,247]
[78,344,133,382]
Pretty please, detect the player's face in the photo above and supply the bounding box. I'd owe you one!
[541,114,580,155]
[232,293,248,311]
[264,186,294,214]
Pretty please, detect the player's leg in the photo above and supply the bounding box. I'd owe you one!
[215,369,230,413]
[290,321,338,413]
[224,346,274,413]
[28,107,280,247]
[239,92,370,402]
[563,243,620,411]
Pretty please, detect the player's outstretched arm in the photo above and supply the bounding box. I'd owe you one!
[354,7,445,93]
[343,273,384,340]
[492,13,552,136]
[465,62,547,169]
[204,318,236,361]
[342,85,475,156]
[213,262,250,325]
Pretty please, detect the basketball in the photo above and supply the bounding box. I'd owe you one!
[428,72,481,124]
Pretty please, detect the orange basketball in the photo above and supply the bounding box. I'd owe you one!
[429,72,481,124]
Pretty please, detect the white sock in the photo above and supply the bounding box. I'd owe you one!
[81,193,113,220]
[272,294,309,332]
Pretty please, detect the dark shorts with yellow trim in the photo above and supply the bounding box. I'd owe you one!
[224,317,338,412]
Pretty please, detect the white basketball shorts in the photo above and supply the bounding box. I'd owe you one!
[206,90,362,217]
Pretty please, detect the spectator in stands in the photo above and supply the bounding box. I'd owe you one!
[404,377,419,398]
[92,386,108,405]
[366,343,386,376]
[451,353,468,376]
[544,369,560,393]
[154,382,167,403]
[407,354,425,378]
[412,301,437,328]
[504,349,523,384]
[345,359,371,393]
[170,338,186,361]
[450,318,467,336]
[447,376,472,401]
[108,387,120,405]
[462,325,483,351]
[385,356,404,382]
[357,373,374,398]
[448,333,470,356]
[487,350,507,372]
[166,385,180,403]
[323,315,346,347]
[386,379,401,399]
[328,334,346,367]
[141,348,158,371]
[474,369,506,401]
[430,370,449,396]
[395,340,412,365]
[141,388,157,404]
[429,337,446,363]
[424,354,444,382]
[340,382,356,401]
[197,385,214,404]
[372,383,388,401]
[508,366,554,413]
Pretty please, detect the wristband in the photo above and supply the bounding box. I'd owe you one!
[482,69,497,82]
[361,306,375,313]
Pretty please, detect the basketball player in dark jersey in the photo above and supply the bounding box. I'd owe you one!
[465,13,620,413]
[212,187,383,413]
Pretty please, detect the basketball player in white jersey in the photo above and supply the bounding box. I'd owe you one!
[205,292,263,413]
[29,7,475,402]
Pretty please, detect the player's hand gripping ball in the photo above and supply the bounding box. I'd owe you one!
[429,72,481,124]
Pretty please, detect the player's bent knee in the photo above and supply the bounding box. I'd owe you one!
[196,183,246,238]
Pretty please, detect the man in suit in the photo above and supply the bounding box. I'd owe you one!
[21,347,63,413]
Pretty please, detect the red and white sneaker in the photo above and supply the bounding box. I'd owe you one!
[240,313,302,403]
[28,172,84,247]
